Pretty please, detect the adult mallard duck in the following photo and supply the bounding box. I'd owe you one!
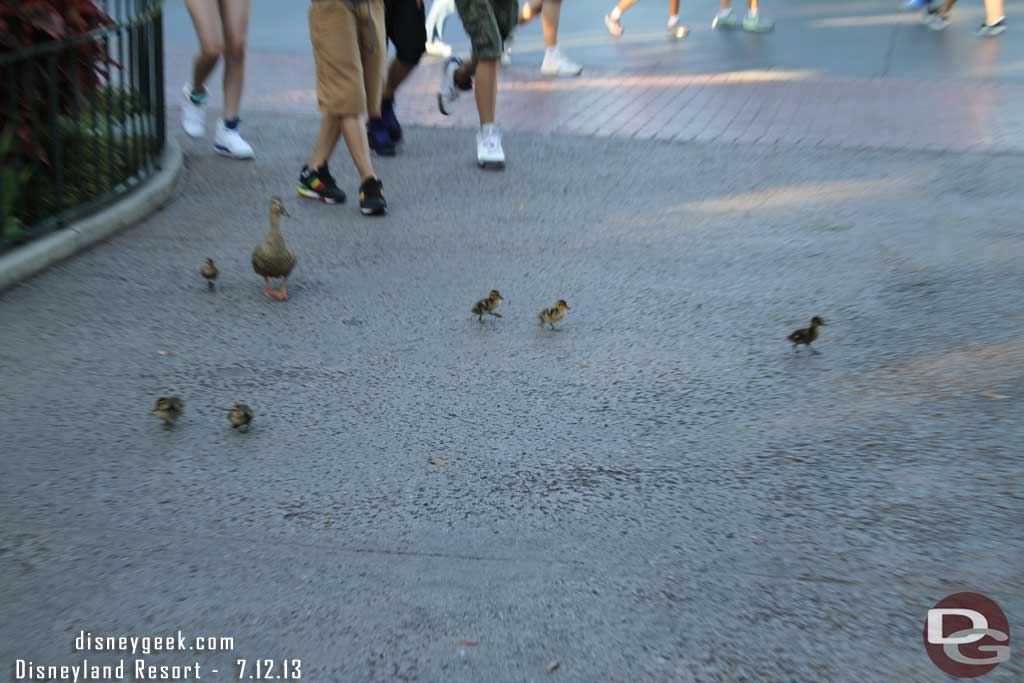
[788,316,826,353]
[471,289,504,322]
[252,196,296,300]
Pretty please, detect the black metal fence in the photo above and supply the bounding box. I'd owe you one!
[0,0,165,253]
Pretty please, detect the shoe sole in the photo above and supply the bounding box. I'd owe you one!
[540,68,583,77]
[214,145,254,160]
[360,206,388,216]
[438,92,453,116]
[297,186,344,204]
[979,25,1006,35]
[478,160,506,170]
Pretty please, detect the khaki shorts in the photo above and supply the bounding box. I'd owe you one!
[309,0,386,116]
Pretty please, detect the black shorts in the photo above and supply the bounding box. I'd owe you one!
[385,0,427,67]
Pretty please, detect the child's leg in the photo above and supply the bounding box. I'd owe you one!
[983,0,1003,22]
[612,0,640,19]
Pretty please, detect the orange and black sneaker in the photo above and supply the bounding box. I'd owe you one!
[298,164,346,204]
[358,177,387,216]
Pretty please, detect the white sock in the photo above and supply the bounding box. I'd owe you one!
[668,14,679,27]
[544,46,559,61]
[747,7,758,17]
[717,8,731,17]
[610,6,622,20]
[989,15,1005,24]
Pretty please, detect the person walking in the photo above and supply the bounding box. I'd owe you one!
[367,0,428,156]
[604,0,689,39]
[425,0,456,57]
[711,0,773,32]
[437,0,517,169]
[180,0,255,159]
[297,0,388,216]
[925,0,1006,34]
[517,1,582,77]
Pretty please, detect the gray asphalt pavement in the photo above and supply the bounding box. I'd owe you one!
[163,0,1024,81]
[2,114,1023,680]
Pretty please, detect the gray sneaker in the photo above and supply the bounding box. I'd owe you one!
[977,18,1006,36]
[438,56,464,116]
[742,14,775,32]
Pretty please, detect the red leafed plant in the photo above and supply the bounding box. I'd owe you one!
[0,0,116,164]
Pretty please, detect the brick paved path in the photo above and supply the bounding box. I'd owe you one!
[166,49,1024,153]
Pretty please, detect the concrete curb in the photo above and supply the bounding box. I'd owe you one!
[0,138,184,292]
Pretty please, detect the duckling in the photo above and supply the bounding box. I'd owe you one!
[252,196,296,300]
[228,403,253,431]
[471,289,504,322]
[201,258,218,289]
[153,396,184,426]
[539,299,570,330]
[788,316,826,353]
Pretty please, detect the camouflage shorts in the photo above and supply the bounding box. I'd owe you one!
[454,0,518,61]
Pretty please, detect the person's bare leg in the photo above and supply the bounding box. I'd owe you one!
[218,0,251,119]
[720,0,732,10]
[670,0,681,15]
[339,115,376,180]
[540,0,562,47]
[185,0,224,92]
[454,59,478,88]
[370,60,414,117]
[748,0,758,13]
[939,0,956,16]
[617,0,640,13]
[473,60,498,125]
[308,113,342,169]
[520,0,542,23]
[983,0,1004,24]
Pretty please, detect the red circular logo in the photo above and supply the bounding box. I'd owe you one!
[924,592,1011,678]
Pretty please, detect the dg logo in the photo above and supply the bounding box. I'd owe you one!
[924,592,1011,678]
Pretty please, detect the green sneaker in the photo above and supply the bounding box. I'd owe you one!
[742,14,775,32]
[711,10,741,29]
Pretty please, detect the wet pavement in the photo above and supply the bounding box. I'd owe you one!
[2,111,1023,680]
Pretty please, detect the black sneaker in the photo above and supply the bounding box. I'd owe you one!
[359,177,387,216]
[298,164,346,204]
[381,97,402,142]
[367,118,396,156]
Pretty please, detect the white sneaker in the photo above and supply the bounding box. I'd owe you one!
[924,8,950,29]
[181,84,206,138]
[605,13,624,37]
[214,120,255,160]
[438,56,464,116]
[477,124,505,170]
[540,48,582,77]
[425,40,452,58]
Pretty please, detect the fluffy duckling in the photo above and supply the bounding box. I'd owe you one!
[471,289,504,322]
[201,258,218,289]
[228,403,253,431]
[252,196,296,301]
[539,299,570,330]
[153,396,184,426]
[788,316,826,353]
